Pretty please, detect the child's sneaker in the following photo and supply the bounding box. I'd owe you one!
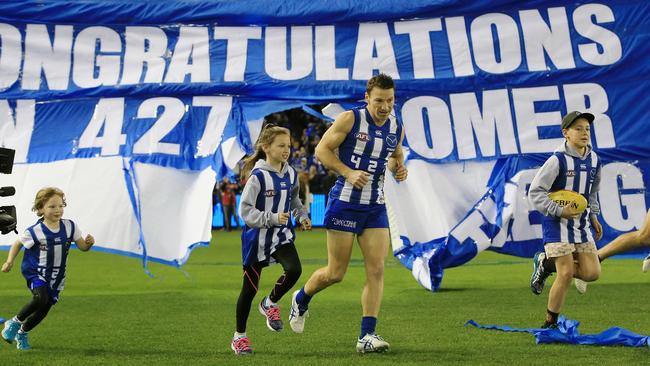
[642,254,650,273]
[258,296,283,332]
[288,290,308,333]
[15,331,30,350]
[231,336,252,355]
[356,333,390,353]
[2,319,20,344]
[574,278,588,294]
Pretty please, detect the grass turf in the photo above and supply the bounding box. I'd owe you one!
[1,228,648,365]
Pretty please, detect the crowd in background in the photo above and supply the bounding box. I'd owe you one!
[213,106,337,229]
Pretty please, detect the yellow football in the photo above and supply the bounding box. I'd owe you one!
[548,190,588,213]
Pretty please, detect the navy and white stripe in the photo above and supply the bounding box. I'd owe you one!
[543,151,600,244]
[329,107,402,205]
[20,219,80,291]
[242,166,297,265]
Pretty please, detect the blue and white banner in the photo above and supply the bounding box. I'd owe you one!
[1,1,649,285]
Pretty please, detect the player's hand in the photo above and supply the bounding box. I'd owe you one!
[85,234,95,247]
[277,212,290,225]
[560,201,582,219]
[392,163,408,182]
[300,218,312,231]
[590,216,603,241]
[345,170,370,189]
[1,261,12,273]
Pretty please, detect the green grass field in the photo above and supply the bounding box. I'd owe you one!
[1,228,648,365]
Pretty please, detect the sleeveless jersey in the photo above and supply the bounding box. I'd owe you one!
[542,151,600,244]
[241,166,298,265]
[329,107,403,205]
[21,219,80,291]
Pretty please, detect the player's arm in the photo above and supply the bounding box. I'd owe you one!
[315,111,368,189]
[387,129,407,182]
[528,155,576,218]
[2,240,23,272]
[589,164,603,240]
[75,234,95,251]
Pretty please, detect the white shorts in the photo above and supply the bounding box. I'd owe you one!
[544,241,597,258]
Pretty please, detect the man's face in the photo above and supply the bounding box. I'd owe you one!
[365,87,394,123]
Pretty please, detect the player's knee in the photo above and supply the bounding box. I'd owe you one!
[33,292,49,308]
[286,263,302,281]
[638,226,650,244]
[365,265,384,281]
[581,269,600,282]
[556,269,574,283]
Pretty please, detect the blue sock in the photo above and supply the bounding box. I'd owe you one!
[296,287,312,311]
[360,316,377,339]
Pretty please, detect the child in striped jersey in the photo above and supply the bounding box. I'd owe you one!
[2,187,94,350]
[528,111,603,329]
[231,125,311,355]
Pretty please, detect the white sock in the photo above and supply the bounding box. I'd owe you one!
[12,316,22,323]
[234,332,246,339]
[264,296,276,307]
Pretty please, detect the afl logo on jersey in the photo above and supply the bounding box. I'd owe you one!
[355,132,370,142]
[265,190,276,197]
[386,134,398,148]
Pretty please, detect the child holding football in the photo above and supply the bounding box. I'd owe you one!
[527,111,603,328]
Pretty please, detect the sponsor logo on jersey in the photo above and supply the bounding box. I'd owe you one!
[386,134,398,148]
[265,190,276,197]
[375,130,383,136]
[280,181,287,188]
[355,132,370,142]
[566,170,576,177]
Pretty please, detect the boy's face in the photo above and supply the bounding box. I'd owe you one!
[563,118,591,150]
[41,195,65,223]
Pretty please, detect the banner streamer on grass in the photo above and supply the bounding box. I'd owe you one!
[1,1,649,282]
[466,316,650,348]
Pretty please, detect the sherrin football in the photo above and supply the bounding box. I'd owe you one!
[548,190,588,213]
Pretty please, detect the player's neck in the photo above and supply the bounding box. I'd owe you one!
[369,113,388,127]
[266,159,283,172]
[567,141,586,156]
[43,218,60,230]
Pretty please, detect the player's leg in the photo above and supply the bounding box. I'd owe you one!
[542,243,575,328]
[232,263,262,355]
[258,244,302,332]
[302,229,354,296]
[598,209,650,261]
[289,230,354,333]
[356,228,390,353]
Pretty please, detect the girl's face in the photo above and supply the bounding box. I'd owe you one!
[41,195,65,223]
[264,134,291,164]
[563,118,591,150]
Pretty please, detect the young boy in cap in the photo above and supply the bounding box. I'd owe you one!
[527,111,603,328]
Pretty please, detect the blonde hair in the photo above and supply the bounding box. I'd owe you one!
[32,187,66,217]
[242,124,290,179]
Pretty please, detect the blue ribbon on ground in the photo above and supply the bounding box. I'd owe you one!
[465,316,650,347]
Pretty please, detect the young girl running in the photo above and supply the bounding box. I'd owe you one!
[2,187,94,350]
[231,125,312,355]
